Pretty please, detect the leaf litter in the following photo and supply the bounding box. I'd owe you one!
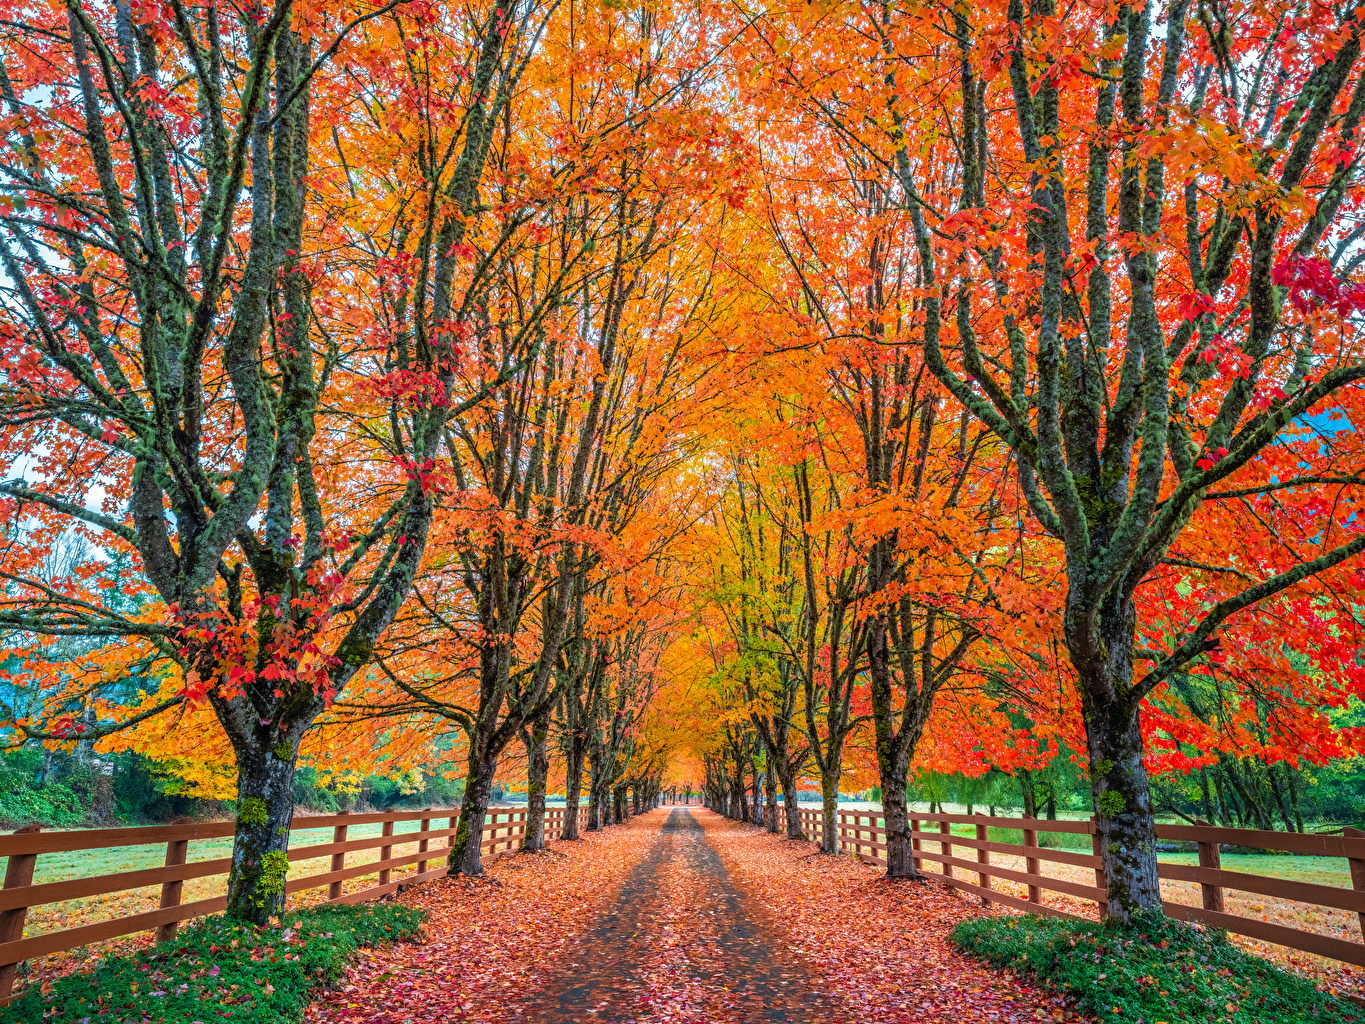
[306,807,1063,1023]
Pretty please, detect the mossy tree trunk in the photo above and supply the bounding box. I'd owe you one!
[818,766,842,854]
[520,706,550,852]
[449,756,498,876]
[225,738,299,923]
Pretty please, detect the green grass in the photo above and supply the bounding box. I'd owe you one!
[23,821,448,885]
[951,912,1360,1024]
[809,814,1355,880]
[838,818,1094,851]
[14,807,555,884]
[1153,852,1350,886]
[7,902,425,1024]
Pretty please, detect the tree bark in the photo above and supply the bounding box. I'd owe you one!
[520,707,550,852]
[776,761,802,838]
[819,767,840,854]
[764,757,779,833]
[448,754,497,875]
[587,745,603,830]
[225,744,298,923]
[1084,678,1162,919]
[1016,769,1033,816]
[562,739,584,840]
[881,776,916,879]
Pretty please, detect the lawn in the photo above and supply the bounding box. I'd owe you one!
[2,808,519,989]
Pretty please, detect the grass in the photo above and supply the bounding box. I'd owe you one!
[951,912,1361,1024]
[26,820,452,885]
[13,824,427,953]
[836,814,1360,869]
[6,810,531,950]
[6,901,425,1024]
[1153,852,1351,886]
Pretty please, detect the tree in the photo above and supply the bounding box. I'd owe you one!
[914,0,1365,918]
[0,0,525,921]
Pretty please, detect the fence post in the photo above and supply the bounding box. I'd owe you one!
[329,810,349,901]
[1194,819,1225,913]
[1092,818,1106,918]
[1022,815,1041,905]
[156,816,194,942]
[911,815,922,874]
[940,819,954,880]
[1345,827,1365,940]
[377,818,395,888]
[0,824,40,1004]
[416,808,432,878]
[976,817,991,906]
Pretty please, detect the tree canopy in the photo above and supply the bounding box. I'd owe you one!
[2,0,1363,925]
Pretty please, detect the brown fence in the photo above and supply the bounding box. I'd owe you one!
[0,805,587,1002]
[797,808,1365,971]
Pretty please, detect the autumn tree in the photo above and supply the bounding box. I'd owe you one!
[0,0,539,920]
[328,11,736,869]
[694,454,814,837]
[909,0,1365,918]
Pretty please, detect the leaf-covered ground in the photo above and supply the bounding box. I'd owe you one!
[697,811,1069,1023]
[305,812,661,1023]
[307,807,1057,1023]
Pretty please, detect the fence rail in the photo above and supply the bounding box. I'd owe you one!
[0,805,587,1002]
[796,808,1365,971]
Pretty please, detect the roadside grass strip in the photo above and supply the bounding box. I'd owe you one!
[951,911,1360,1024]
[7,902,425,1024]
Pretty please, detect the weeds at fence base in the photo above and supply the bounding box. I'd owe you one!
[7,902,425,1023]
[950,911,1358,1024]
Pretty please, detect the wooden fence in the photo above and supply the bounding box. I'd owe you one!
[0,805,587,1002]
[797,808,1365,971]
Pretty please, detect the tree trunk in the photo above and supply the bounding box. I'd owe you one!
[1200,768,1215,823]
[881,776,917,879]
[520,708,550,852]
[764,757,779,833]
[1224,756,1272,829]
[1085,689,1162,920]
[562,740,584,840]
[1265,764,1297,833]
[225,744,298,923]
[819,768,840,854]
[1284,766,1305,832]
[587,750,603,831]
[750,758,761,824]
[777,762,802,839]
[447,754,497,875]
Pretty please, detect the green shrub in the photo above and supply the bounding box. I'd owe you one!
[950,912,1359,1024]
[0,748,89,828]
[8,902,425,1023]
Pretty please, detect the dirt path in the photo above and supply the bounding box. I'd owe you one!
[531,808,847,1023]
[308,806,1054,1024]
